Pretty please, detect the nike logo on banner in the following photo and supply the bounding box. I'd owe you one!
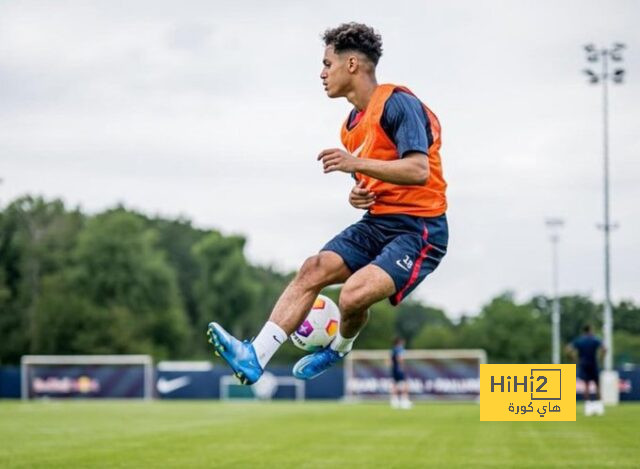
[157,376,191,394]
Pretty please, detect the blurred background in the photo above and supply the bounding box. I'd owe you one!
[0,0,638,395]
[1,2,639,467]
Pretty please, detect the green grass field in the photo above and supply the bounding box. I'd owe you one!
[1,401,638,468]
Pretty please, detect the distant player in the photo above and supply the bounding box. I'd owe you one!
[207,22,448,384]
[390,337,412,409]
[566,324,606,416]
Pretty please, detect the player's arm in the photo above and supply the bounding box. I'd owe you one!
[356,152,428,185]
[565,344,577,362]
[319,149,428,185]
[319,92,431,186]
[598,343,607,362]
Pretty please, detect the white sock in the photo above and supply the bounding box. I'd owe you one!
[252,321,287,369]
[330,330,358,354]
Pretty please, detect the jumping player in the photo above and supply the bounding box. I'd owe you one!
[207,22,448,384]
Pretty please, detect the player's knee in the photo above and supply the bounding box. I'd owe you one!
[297,254,333,290]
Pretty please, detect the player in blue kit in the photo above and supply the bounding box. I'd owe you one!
[566,324,606,416]
[390,337,412,409]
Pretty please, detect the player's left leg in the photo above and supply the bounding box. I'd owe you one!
[293,214,448,380]
[293,264,394,380]
[208,251,350,385]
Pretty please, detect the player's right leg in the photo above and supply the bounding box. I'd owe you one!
[208,251,350,384]
[592,375,604,415]
[293,263,395,380]
[390,381,400,408]
[266,252,352,334]
[400,380,413,409]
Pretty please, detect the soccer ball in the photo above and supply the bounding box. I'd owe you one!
[290,295,340,352]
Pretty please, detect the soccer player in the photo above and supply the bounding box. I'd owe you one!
[207,22,448,385]
[566,324,606,416]
[390,337,412,409]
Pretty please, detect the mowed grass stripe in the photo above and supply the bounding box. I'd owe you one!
[1,401,638,468]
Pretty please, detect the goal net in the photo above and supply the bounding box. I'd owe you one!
[21,355,153,400]
[220,371,305,401]
[345,349,486,401]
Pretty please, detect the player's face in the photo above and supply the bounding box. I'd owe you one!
[320,46,351,98]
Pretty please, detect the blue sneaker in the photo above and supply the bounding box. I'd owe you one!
[292,347,346,380]
[207,322,263,385]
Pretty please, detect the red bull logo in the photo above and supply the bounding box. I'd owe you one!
[32,376,100,394]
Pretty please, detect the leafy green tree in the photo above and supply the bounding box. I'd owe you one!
[0,196,83,361]
[3,194,640,366]
[395,301,451,347]
[412,324,458,349]
[458,292,550,363]
[614,331,640,365]
[356,300,398,349]
[148,217,208,328]
[72,209,189,358]
[192,232,259,345]
[615,301,640,335]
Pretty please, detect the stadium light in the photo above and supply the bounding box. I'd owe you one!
[612,69,625,83]
[545,218,564,364]
[583,69,599,83]
[582,43,627,404]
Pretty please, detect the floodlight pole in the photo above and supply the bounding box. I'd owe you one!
[601,48,613,372]
[583,44,625,372]
[546,219,564,364]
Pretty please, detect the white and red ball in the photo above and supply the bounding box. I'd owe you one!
[290,295,340,352]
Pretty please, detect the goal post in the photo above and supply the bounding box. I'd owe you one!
[220,371,305,401]
[21,355,154,400]
[344,349,486,401]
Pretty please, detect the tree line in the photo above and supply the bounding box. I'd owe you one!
[1,196,638,365]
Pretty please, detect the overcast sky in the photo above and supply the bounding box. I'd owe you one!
[1,0,638,318]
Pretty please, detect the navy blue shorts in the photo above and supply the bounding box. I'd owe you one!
[322,212,448,305]
[392,369,406,382]
[579,364,599,383]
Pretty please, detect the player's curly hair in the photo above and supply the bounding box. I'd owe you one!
[322,22,383,66]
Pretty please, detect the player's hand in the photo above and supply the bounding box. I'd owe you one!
[349,180,375,209]
[318,148,359,174]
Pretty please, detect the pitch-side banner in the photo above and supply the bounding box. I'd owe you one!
[27,365,146,399]
[346,351,483,400]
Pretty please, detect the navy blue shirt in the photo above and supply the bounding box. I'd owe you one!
[347,91,432,158]
[573,334,602,368]
[391,345,404,372]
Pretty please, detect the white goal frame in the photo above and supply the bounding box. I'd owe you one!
[220,375,305,401]
[21,355,154,400]
[344,349,486,401]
